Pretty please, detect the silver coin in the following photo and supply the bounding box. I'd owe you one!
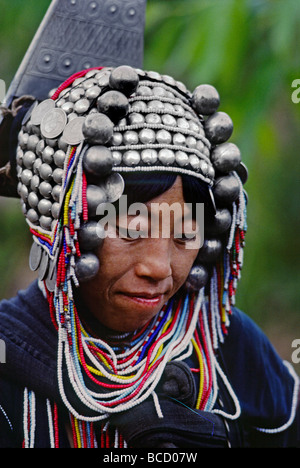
[38,250,49,280]
[45,260,57,292]
[30,99,55,126]
[62,117,85,145]
[41,108,67,139]
[100,173,125,203]
[29,242,42,272]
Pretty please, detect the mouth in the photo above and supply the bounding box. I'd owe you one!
[118,291,166,308]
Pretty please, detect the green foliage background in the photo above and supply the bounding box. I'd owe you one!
[0,0,299,361]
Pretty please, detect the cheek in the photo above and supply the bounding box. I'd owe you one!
[172,248,199,287]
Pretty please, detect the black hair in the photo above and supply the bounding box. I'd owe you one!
[121,171,215,219]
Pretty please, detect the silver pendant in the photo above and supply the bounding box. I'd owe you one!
[29,242,42,272]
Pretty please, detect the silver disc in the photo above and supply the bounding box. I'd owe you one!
[45,260,57,292]
[38,250,49,281]
[29,242,42,272]
[30,99,55,126]
[62,117,85,146]
[41,108,67,139]
[100,173,125,203]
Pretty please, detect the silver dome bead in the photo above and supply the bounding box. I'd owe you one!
[19,132,29,149]
[213,174,240,205]
[139,128,156,144]
[132,101,147,113]
[185,264,209,291]
[205,208,232,236]
[83,78,97,90]
[78,220,104,251]
[211,142,241,173]
[147,71,162,81]
[137,85,152,96]
[72,77,85,87]
[199,160,209,176]
[39,215,53,231]
[111,132,123,146]
[75,252,100,283]
[53,150,66,168]
[21,169,33,186]
[85,85,101,100]
[123,150,141,166]
[52,185,62,203]
[61,101,75,115]
[86,185,107,217]
[196,140,205,152]
[38,199,52,216]
[19,184,29,202]
[189,121,200,133]
[23,151,36,169]
[27,209,39,224]
[148,100,164,111]
[191,84,220,116]
[28,191,39,209]
[83,146,113,177]
[141,149,158,164]
[173,133,186,146]
[69,87,85,103]
[189,155,201,171]
[177,117,189,129]
[158,149,175,166]
[145,113,161,124]
[74,98,90,114]
[164,103,175,113]
[175,151,189,167]
[53,168,64,185]
[42,146,55,164]
[174,105,185,117]
[16,148,24,166]
[197,239,223,263]
[51,202,60,220]
[26,134,40,152]
[45,138,58,148]
[39,181,53,199]
[36,139,46,157]
[30,175,40,192]
[129,112,145,125]
[204,112,233,145]
[82,113,114,145]
[40,163,53,181]
[156,129,172,145]
[186,136,197,149]
[161,114,176,126]
[123,130,139,145]
[112,151,122,166]
[58,137,69,152]
[207,166,215,179]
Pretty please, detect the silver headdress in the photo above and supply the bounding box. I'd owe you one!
[15,64,248,296]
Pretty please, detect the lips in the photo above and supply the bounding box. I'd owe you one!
[117,291,166,308]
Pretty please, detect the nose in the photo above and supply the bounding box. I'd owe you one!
[134,238,172,283]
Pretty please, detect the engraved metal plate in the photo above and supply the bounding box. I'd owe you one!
[3,0,147,109]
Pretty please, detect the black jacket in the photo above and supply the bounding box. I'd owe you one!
[0,281,299,448]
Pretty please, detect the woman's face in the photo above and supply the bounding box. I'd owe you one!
[80,176,200,333]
